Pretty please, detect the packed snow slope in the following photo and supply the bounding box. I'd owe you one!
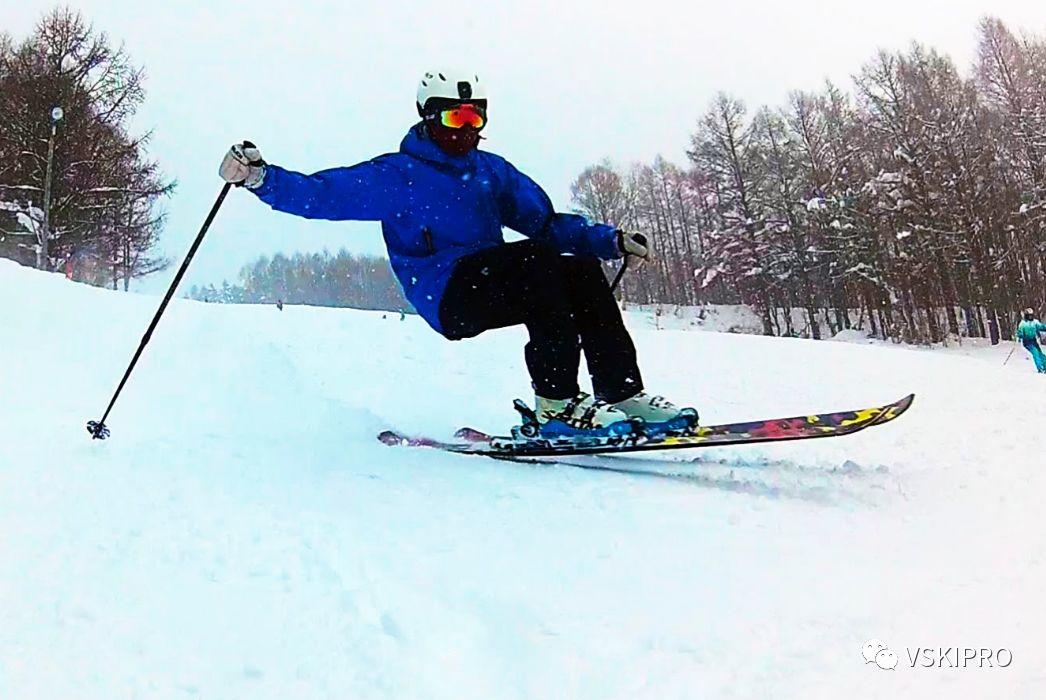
[1,259,1043,699]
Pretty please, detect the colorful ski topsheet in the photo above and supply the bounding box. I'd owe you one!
[378,394,914,458]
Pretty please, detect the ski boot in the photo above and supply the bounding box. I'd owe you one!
[511,392,637,443]
[610,391,699,437]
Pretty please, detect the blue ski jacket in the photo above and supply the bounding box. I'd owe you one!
[249,123,622,333]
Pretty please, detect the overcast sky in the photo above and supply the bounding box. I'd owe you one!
[5,0,1046,293]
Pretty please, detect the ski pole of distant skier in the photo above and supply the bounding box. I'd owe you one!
[1003,340,1018,366]
[1002,318,1021,366]
[86,180,233,440]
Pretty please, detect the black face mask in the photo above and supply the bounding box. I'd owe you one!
[426,121,481,157]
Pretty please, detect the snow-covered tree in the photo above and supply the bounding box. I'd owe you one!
[571,16,1046,344]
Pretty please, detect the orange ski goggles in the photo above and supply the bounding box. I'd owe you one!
[437,103,486,130]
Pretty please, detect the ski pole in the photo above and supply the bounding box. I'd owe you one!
[1003,342,1017,366]
[1003,317,1023,366]
[609,233,647,293]
[87,181,233,440]
[609,255,629,293]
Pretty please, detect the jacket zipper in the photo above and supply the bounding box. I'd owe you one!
[423,227,435,255]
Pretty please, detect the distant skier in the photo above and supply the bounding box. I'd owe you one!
[1016,308,1046,374]
[218,69,695,436]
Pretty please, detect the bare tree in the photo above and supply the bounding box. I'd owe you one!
[0,7,172,285]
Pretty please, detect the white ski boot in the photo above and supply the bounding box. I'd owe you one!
[611,391,699,435]
[522,392,634,438]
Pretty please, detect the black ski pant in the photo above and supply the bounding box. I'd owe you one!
[438,239,643,402]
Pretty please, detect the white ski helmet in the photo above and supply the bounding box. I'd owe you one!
[416,69,486,114]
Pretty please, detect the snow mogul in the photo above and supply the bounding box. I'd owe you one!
[219,69,697,438]
[1016,308,1046,374]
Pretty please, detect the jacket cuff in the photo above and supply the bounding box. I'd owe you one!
[247,164,278,198]
[244,164,268,191]
[597,225,624,260]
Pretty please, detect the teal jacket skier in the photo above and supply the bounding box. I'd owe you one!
[1016,309,1046,373]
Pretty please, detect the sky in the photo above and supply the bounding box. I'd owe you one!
[4,0,1046,293]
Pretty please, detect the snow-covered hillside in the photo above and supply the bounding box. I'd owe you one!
[1,259,1042,699]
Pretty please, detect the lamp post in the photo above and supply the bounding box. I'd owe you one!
[39,105,63,270]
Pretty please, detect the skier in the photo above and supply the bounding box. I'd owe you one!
[218,69,696,437]
[1016,308,1046,374]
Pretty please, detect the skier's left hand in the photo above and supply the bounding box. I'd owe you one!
[219,141,267,189]
[618,230,650,260]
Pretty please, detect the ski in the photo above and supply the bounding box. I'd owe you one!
[377,393,915,459]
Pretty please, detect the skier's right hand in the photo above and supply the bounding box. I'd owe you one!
[219,142,267,189]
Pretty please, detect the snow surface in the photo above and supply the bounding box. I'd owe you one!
[1,258,1044,698]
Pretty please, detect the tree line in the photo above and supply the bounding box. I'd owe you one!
[571,17,1046,343]
[0,8,171,289]
[188,249,410,312]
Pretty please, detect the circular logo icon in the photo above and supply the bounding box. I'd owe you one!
[863,639,887,664]
[875,648,898,670]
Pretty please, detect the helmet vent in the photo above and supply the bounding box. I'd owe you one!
[438,73,446,81]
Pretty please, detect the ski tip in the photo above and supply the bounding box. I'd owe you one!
[893,393,916,410]
[377,430,406,446]
[871,393,916,427]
